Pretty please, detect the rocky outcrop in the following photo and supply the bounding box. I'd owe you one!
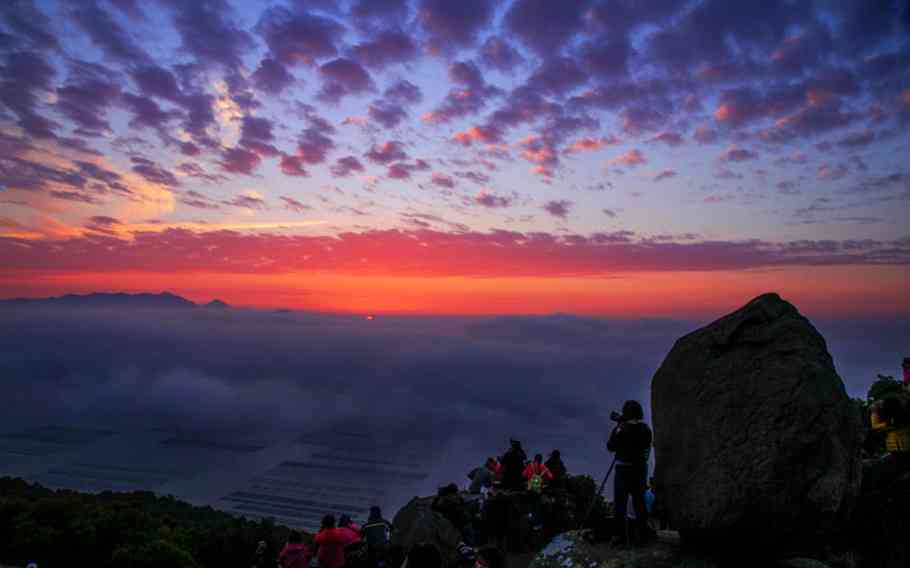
[391,496,463,567]
[651,293,863,552]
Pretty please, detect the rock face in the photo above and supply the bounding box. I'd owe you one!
[391,496,462,567]
[651,293,862,550]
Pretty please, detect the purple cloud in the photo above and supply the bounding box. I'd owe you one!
[527,57,589,96]
[239,115,279,157]
[474,190,512,208]
[369,102,408,129]
[220,147,261,175]
[366,141,408,164]
[506,0,590,56]
[251,58,295,94]
[424,61,502,123]
[223,193,267,210]
[55,79,120,136]
[430,172,454,188]
[351,30,419,69]
[280,155,309,177]
[131,65,182,102]
[649,131,684,146]
[352,0,409,29]
[479,37,525,72]
[318,58,374,102]
[654,170,678,182]
[120,93,180,132]
[543,199,572,219]
[580,38,633,78]
[693,127,719,144]
[0,50,58,138]
[161,0,254,68]
[131,156,179,186]
[387,163,412,180]
[384,80,423,104]
[256,6,343,66]
[331,156,365,177]
[719,147,758,162]
[418,0,495,52]
[71,0,149,63]
[0,0,59,50]
[281,196,311,213]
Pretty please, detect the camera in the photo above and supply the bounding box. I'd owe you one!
[610,411,623,422]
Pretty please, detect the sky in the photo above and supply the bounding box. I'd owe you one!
[0,0,909,316]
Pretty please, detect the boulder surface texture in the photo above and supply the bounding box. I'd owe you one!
[391,496,462,567]
[651,293,862,549]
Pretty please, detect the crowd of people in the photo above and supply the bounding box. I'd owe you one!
[259,398,664,568]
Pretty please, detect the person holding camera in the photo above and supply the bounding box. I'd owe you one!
[606,400,654,545]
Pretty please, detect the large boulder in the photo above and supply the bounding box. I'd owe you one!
[651,293,863,551]
[391,496,462,567]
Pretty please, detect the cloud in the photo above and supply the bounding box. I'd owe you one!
[474,191,513,208]
[121,93,181,132]
[654,170,677,182]
[693,127,718,144]
[719,147,758,162]
[368,102,408,129]
[331,156,365,177]
[318,58,375,101]
[478,37,524,72]
[4,228,910,277]
[350,30,419,69]
[238,115,279,157]
[564,136,620,154]
[220,147,262,175]
[579,38,633,78]
[543,199,572,219]
[131,157,179,186]
[422,61,501,123]
[452,126,501,146]
[71,0,149,64]
[257,6,343,66]
[383,80,422,104]
[161,0,254,69]
[251,58,295,94]
[366,141,408,164]
[817,163,849,182]
[280,196,310,213]
[0,50,58,138]
[506,0,590,56]
[526,57,589,96]
[0,0,59,50]
[418,0,496,52]
[649,131,684,147]
[223,191,267,211]
[293,113,336,165]
[279,155,309,177]
[609,149,646,167]
[430,172,454,189]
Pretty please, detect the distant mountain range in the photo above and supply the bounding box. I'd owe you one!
[0,292,230,309]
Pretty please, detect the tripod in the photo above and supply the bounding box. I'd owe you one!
[582,455,617,526]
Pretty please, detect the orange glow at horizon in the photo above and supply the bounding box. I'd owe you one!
[3,265,907,319]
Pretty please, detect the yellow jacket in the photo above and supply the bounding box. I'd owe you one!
[872,412,910,453]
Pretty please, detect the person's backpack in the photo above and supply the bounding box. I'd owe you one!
[528,467,544,493]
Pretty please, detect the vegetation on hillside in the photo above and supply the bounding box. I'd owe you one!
[0,477,292,568]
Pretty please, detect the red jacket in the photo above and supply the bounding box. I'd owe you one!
[315,528,348,568]
[522,462,554,482]
[338,525,361,546]
[278,543,311,568]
